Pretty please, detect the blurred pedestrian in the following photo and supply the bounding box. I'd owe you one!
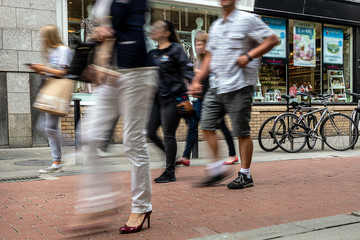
[66,0,158,234]
[189,0,279,189]
[176,33,238,167]
[147,20,190,183]
[28,25,73,174]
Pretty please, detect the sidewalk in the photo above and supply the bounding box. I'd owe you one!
[0,140,360,239]
[1,140,360,179]
[0,143,360,240]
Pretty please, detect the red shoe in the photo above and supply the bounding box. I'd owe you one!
[223,156,239,165]
[119,211,152,234]
[176,158,190,166]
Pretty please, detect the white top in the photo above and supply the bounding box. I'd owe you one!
[47,46,73,76]
[206,9,274,94]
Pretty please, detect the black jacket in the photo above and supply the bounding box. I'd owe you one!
[149,43,190,104]
[110,0,152,68]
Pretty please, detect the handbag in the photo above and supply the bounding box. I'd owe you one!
[33,77,73,116]
[176,96,195,118]
[67,38,116,85]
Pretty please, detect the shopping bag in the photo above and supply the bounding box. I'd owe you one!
[33,77,73,116]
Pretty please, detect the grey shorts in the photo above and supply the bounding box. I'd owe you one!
[201,86,253,137]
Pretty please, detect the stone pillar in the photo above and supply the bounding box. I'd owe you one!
[7,73,32,147]
[0,0,57,148]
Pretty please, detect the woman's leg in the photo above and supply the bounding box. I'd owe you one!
[161,102,181,175]
[181,100,202,159]
[119,68,157,214]
[44,113,62,163]
[147,103,165,151]
[219,118,236,157]
[76,84,121,215]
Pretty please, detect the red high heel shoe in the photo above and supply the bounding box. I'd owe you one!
[119,211,152,234]
[176,158,190,166]
[223,156,239,165]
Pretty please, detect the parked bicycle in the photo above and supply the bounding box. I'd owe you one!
[345,90,360,149]
[272,94,358,153]
[258,94,318,152]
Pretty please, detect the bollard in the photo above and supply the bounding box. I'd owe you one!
[73,98,83,165]
[192,130,199,159]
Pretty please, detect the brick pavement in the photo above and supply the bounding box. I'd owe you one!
[0,156,359,240]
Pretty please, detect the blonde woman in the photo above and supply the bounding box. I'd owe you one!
[28,25,73,173]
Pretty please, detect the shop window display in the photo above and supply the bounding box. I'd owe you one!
[289,20,321,99]
[68,0,96,49]
[149,2,220,62]
[258,17,287,102]
[322,25,353,102]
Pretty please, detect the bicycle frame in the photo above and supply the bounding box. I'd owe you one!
[296,107,329,133]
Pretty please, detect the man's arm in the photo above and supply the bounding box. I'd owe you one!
[237,34,279,67]
[189,52,211,97]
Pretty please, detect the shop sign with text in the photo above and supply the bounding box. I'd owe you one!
[293,21,316,67]
[323,27,343,66]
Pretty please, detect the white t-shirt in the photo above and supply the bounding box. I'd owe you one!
[47,46,73,73]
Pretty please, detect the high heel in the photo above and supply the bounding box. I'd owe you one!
[223,156,239,165]
[119,211,152,234]
[176,158,190,166]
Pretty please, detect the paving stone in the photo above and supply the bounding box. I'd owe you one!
[0,155,360,239]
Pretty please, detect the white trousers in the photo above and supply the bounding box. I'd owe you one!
[81,67,158,214]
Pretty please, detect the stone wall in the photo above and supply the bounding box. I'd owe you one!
[0,0,57,147]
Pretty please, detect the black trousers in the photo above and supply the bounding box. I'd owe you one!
[147,101,180,175]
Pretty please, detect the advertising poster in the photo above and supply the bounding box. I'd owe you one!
[262,17,286,65]
[293,21,316,67]
[323,27,343,65]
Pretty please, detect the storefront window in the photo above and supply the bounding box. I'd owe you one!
[289,20,322,100]
[257,17,287,102]
[259,18,353,103]
[149,2,220,62]
[68,0,97,49]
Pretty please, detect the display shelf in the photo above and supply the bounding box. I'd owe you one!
[328,70,346,102]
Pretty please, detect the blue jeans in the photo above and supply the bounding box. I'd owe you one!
[182,100,236,159]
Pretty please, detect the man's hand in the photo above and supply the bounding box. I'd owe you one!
[237,55,251,68]
[189,80,203,98]
[92,26,114,42]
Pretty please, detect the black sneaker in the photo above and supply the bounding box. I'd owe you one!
[195,170,232,187]
[154,172,176,183]
[227,172,254,189]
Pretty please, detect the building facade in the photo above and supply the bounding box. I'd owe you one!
[1,0,360,148]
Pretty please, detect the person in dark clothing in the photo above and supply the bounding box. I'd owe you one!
[66,0,158,234]
[147,20,190,183]
[177,33,238,167]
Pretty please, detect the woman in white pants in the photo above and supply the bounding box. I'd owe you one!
[64,0,158,235]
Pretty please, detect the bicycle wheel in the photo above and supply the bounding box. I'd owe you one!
[306,114,318,149]
[320,113,359,151]
[273,113,307,153]
[258,116,279,152]
[350,110,359,150]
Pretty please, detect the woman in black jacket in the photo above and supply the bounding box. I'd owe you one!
[147,20,189,183]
